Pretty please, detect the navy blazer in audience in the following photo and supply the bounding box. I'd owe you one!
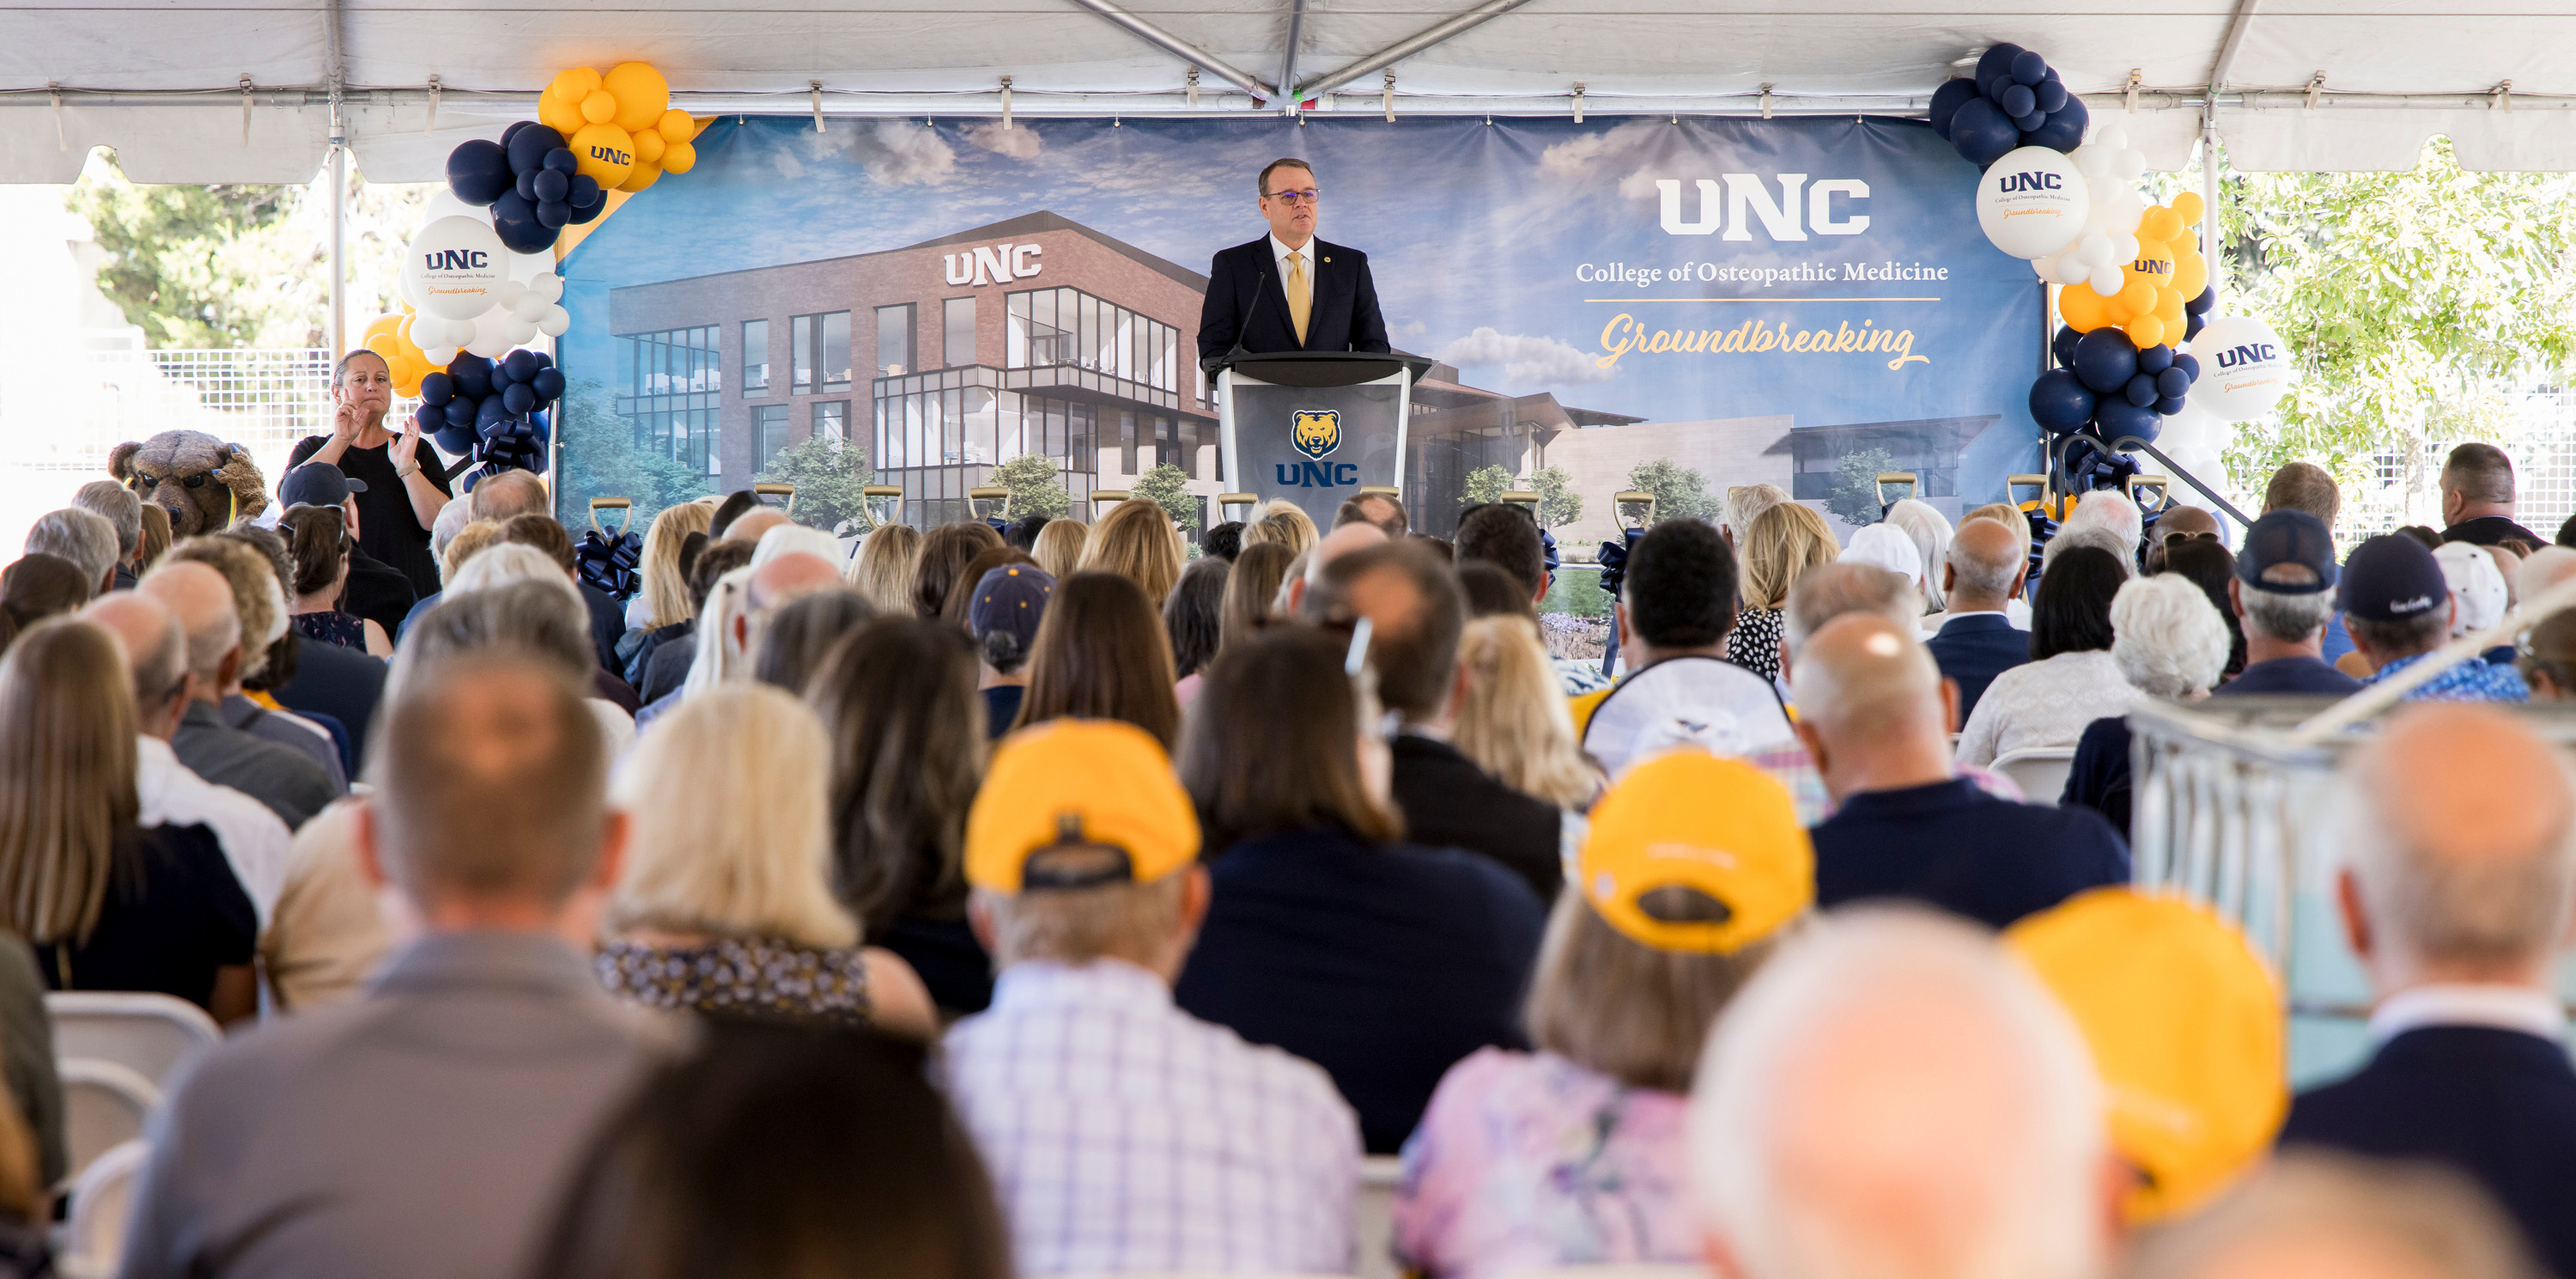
[2211,655,2365,697]
[2281,1024,2576,1278]
[270,633,385,774]
[1176,824,1545,1154]
[1924,613,2030,724]
[1811,777,2128,929]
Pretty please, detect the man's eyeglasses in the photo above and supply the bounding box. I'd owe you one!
[1264,188,1321,204]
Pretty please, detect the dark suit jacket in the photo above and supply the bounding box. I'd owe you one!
[1387,735,1564,905]
[1925,613,2030,725]
[340,546,416,640]
[2281,1025,2576,1278]
[270,634,385,775]
[1196,236,1390,362]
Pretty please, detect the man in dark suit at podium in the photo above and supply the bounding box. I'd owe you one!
[1198,159,1391,362]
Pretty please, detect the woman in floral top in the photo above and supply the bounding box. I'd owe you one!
[1394,750,1813,1278]
[595,684,937,1038]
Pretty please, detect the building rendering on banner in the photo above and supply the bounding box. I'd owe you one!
[609,211,1634,535]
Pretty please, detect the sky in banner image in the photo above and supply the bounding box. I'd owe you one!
[560,113,2042,535]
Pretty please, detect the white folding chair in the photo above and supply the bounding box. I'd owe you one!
[1990,746,2077,805]
[1353,1154,1402,1279]
[46,992,221,1093]
[57,1060,157,1187]
[55,1138,149,1279]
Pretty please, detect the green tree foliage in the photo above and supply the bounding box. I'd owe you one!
[1133,462,1199,532]
[1825,448,1898,527]
[758,433,877,532]
[1622,459,1718,524]
[993,454,1072,520]
[556,380,713,526]
[1461,464,1515,507]
[1533,465,1583,529]
[2212,137,2576,492]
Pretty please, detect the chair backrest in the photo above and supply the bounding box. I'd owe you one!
[1352,1154,1401,1279]
[1990,746,2077,806]
[46,991,221,1092]
[58,1138,149,1279]
[58,1059,156,1187]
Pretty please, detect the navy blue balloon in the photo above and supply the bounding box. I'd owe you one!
[514,168,541,202]
[505,125,567,176]
[2124,373,2160,407]
[2172,351,2201,382]
[1998,83,2037,119]
[417,371,454,407]
[530,350,555,369]
[500,120,532,148]
[1947,97,2020,167]
[501,382,538,415]
[475,394,514,431]
[2154,395,2188,416]
[535,199,571,229]
[2073,328,2141,394]
[448,355,493,401]
[2155,367,2193,399]
[501,349,541,384]
[1984,74,2016,103]
[444,140,513,207]
[2010,50,2049,86]
[2029,369,2097,434]
[2024,96,2087,152]
[2012,110,2046,134]
[490,192,556,254]
[1929,79,1982,137]
[531,368,566,400]
[2052,325,2082,369]
[2185,285,2217,315]
[2093,398,2160,444]
[568,174,601,207]
[2136,344,2174,375]
[2184,312,2208,343]
[434,422,480,455]
[567,198,605,227]
[543,147,576,176]
[531,168,569,203]
[2035,79,2069,113]
[442,396,477,429]
[412,403,443,435]
[1976,44,2026,88]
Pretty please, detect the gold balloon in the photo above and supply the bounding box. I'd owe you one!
[547,65,602,104]
[2125,314,2166,349]
[2057,283,2109,332]
[657,108,695,143]
[2139,206,2185,244]
[633,128,665,164]
[538,94,586,138]
[602,62,670,134]
[619,153,664,193]
[570,122,637,188]
[2171,191,2206,226]
[2154,287,2187,326]
[2125,240,2177,294]
[2172,250,2209,301]
[580,89,618,125]
[661,140,696,174]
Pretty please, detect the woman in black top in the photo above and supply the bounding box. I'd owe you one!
[295,350,453,599]
[0,619,256,1021]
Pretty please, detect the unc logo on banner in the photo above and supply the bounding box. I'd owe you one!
[2185,317,2293,421]
[1291,410,1340,460]
[1973,146,2090,259]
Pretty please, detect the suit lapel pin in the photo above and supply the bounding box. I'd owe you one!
[1323,256,1332,263]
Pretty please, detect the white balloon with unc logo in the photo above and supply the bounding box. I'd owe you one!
[2186,317,2295,421]
[1975,147,2091,259]
[402,216,508,320]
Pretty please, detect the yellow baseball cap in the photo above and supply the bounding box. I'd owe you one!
[964,719,1201,893]
[2005,887,2287,1223]
[1577,749,1812,954]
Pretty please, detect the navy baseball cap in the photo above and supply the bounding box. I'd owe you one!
[279,461,366,509]
[968,563,1054,652]
[2234,510,2336,595]
[2336,534,2449,623]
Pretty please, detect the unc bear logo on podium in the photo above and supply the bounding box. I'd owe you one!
[1291,410,1340,461]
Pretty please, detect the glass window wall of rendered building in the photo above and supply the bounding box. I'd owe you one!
[617,326,722,477]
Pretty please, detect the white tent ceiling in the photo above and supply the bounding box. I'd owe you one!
[6,0,2575,183]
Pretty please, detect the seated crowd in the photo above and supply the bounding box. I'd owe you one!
[0,423,2573,1279]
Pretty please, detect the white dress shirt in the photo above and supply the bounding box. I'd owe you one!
[1953,649,2140,768]
[943,959,1361,1276]
[2370,984,2569,1045]
[136,734,290,928]
[1269,233,1320,287]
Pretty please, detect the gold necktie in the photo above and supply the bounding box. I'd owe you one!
[1285,251,1311,346]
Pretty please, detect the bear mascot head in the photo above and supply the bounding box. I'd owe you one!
[108,431,269,538]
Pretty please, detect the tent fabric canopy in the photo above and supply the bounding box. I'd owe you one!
[6,0,2576,183]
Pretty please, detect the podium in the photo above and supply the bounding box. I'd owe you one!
[1208,351,1437,528]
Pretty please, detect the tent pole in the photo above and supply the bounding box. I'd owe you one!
[2201,105,2220,299]
[1291,0,1536,102]
[1276,0,1306,115]
[325,0,347,368]
[1062,0,1275,101]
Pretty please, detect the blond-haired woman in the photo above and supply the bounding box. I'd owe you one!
[0,618,257,1021]
[1030,517,1088,582]
[1241,501,1320,558]
[1728,502,1838,684]
[1452,617,1601,811]
[598,683,935,1038]
[848,524,923,614]
[1078,498,1185,610]
[630,496,717,630]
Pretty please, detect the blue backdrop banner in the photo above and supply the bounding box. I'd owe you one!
[560,113,2042,542]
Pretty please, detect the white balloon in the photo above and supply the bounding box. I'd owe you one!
[2186,316,2294,421]
[401,216,508,320]
[396,266,422,309]
[1974,146,2092,259]
[537,304,572,338]
[2075,229,2113,267]
[465,306,515,358]
[508,250,556,283]
[497,279,528,309]
[2072,144,2110,179]
[2110,233,2141,267]
[2032,253,2057,281]
[2099,187,2146,234]
[505,317,540,345]
[2090,263,2126,297]
[2056,253,2096,286]
[2094,123,2130,151]
[513,289,550,322]
[422,189,478,225]
[424,344,461,367]
[2112,148,2148,180]
[530,271,564,304]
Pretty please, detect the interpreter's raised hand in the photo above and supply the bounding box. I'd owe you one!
[329,397,364,445]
